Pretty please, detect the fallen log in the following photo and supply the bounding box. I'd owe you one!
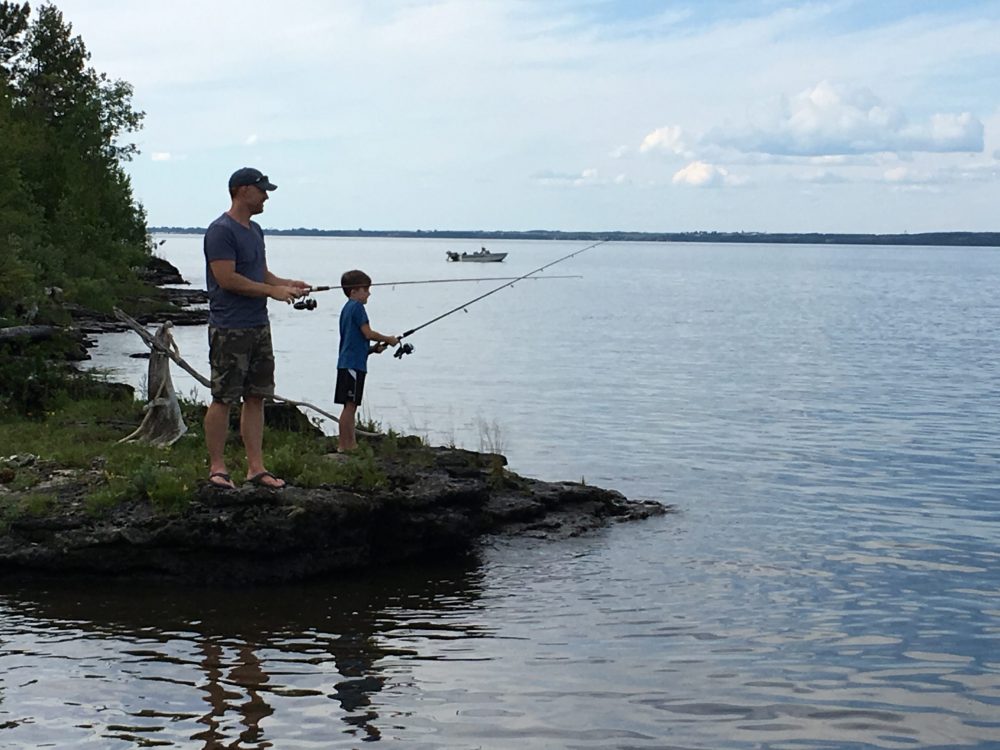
[0,325,62,344]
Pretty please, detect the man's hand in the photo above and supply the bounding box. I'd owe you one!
[269,285,304,304]
[386,335,400,346]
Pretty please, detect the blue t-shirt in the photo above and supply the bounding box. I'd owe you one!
[203,213,269,328]
[338,299,371,371]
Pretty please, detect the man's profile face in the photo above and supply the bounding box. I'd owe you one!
[239,184,268,215]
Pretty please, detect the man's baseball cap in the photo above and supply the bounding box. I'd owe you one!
[228,167,277,191]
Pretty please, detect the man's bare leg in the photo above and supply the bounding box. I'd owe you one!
[205,400,235,488]
[242,396,284,487]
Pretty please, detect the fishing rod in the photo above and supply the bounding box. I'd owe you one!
[293,275,581,310]
[389,239,607,358]
[305,275,581,292]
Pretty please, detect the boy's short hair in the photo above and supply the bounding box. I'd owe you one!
[341,269,372,297]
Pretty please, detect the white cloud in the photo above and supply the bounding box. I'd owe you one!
[883,166,930,184]
[151,152,171,161]
[639,125,690,157]
[880,162,998,188]
[809,155,851,165]
[609,145,630,159]
[798,170,848,184]
[899,112,984,152]
[245,134,259,146]
[672,161,745,188]
[935,161,1000,184]
[711,81,984,157]
[533,168,626,187]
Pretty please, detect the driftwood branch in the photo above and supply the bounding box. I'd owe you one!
[112,309,374,435]
[118,322,188,447]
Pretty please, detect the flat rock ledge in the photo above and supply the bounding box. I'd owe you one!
[0,448,667,583]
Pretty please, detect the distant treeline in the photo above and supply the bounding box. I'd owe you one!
[150,227,1000,247]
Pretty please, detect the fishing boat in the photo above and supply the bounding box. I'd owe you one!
[446,248,507,263]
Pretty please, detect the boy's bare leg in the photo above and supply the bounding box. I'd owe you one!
[338,402,358,452]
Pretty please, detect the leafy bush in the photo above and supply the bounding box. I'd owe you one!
[0,349,70,417]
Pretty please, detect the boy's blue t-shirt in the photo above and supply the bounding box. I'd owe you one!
[338,298,370,371]
[203,213,269,328]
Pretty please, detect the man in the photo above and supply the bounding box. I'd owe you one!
[203,167,309,489]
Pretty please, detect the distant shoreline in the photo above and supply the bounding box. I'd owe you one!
[148,227,1000,247]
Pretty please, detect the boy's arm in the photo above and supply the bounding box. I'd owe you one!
[360,323,399,347]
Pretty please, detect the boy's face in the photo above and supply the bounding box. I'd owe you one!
[350,286,371,304]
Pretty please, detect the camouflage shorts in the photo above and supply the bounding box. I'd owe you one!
[208,325,275,404]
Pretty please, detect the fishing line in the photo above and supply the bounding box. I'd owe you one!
[295,275,581,311]
[394,239,607,350]
[304,275,581,292]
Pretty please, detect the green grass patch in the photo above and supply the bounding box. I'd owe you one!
[269,435,388,490]
[0,392,415,520]
[0,491,55,533]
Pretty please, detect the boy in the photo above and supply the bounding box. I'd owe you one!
[335,270,399,452]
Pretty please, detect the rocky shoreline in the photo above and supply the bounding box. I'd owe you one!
[0,445,667,583]
[72,255,209,340]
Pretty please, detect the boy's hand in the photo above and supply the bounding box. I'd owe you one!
[387,335,400,346]
[372,342,388,354]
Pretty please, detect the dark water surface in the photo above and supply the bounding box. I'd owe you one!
[3,239,999,748]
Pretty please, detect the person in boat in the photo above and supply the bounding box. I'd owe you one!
[202,167,310,489]
[335,269,399,453]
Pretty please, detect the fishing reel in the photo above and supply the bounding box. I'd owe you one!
[293,297,317,311]
[393,342,415,359]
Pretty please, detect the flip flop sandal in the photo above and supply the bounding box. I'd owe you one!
[208,471,236,489]
[246,471,287,489]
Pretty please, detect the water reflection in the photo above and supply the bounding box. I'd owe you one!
[0,556,488,748]
[190,640,278,749]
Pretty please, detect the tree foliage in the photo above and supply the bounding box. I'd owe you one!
[0,1,148,325]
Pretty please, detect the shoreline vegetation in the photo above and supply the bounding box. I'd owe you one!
[0,391,667,583]
[150,227,1000,247]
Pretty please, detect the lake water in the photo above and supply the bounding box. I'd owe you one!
[2,237,999,749]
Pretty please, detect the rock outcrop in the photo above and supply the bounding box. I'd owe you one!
[0,446,667,583]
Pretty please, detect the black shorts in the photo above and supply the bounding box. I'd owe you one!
[334,368,366,405]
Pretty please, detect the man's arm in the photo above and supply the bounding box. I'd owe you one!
[264,269,310,291]
[210,260,302,303]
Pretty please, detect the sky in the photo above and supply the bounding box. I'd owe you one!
[47,0,1000,233]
